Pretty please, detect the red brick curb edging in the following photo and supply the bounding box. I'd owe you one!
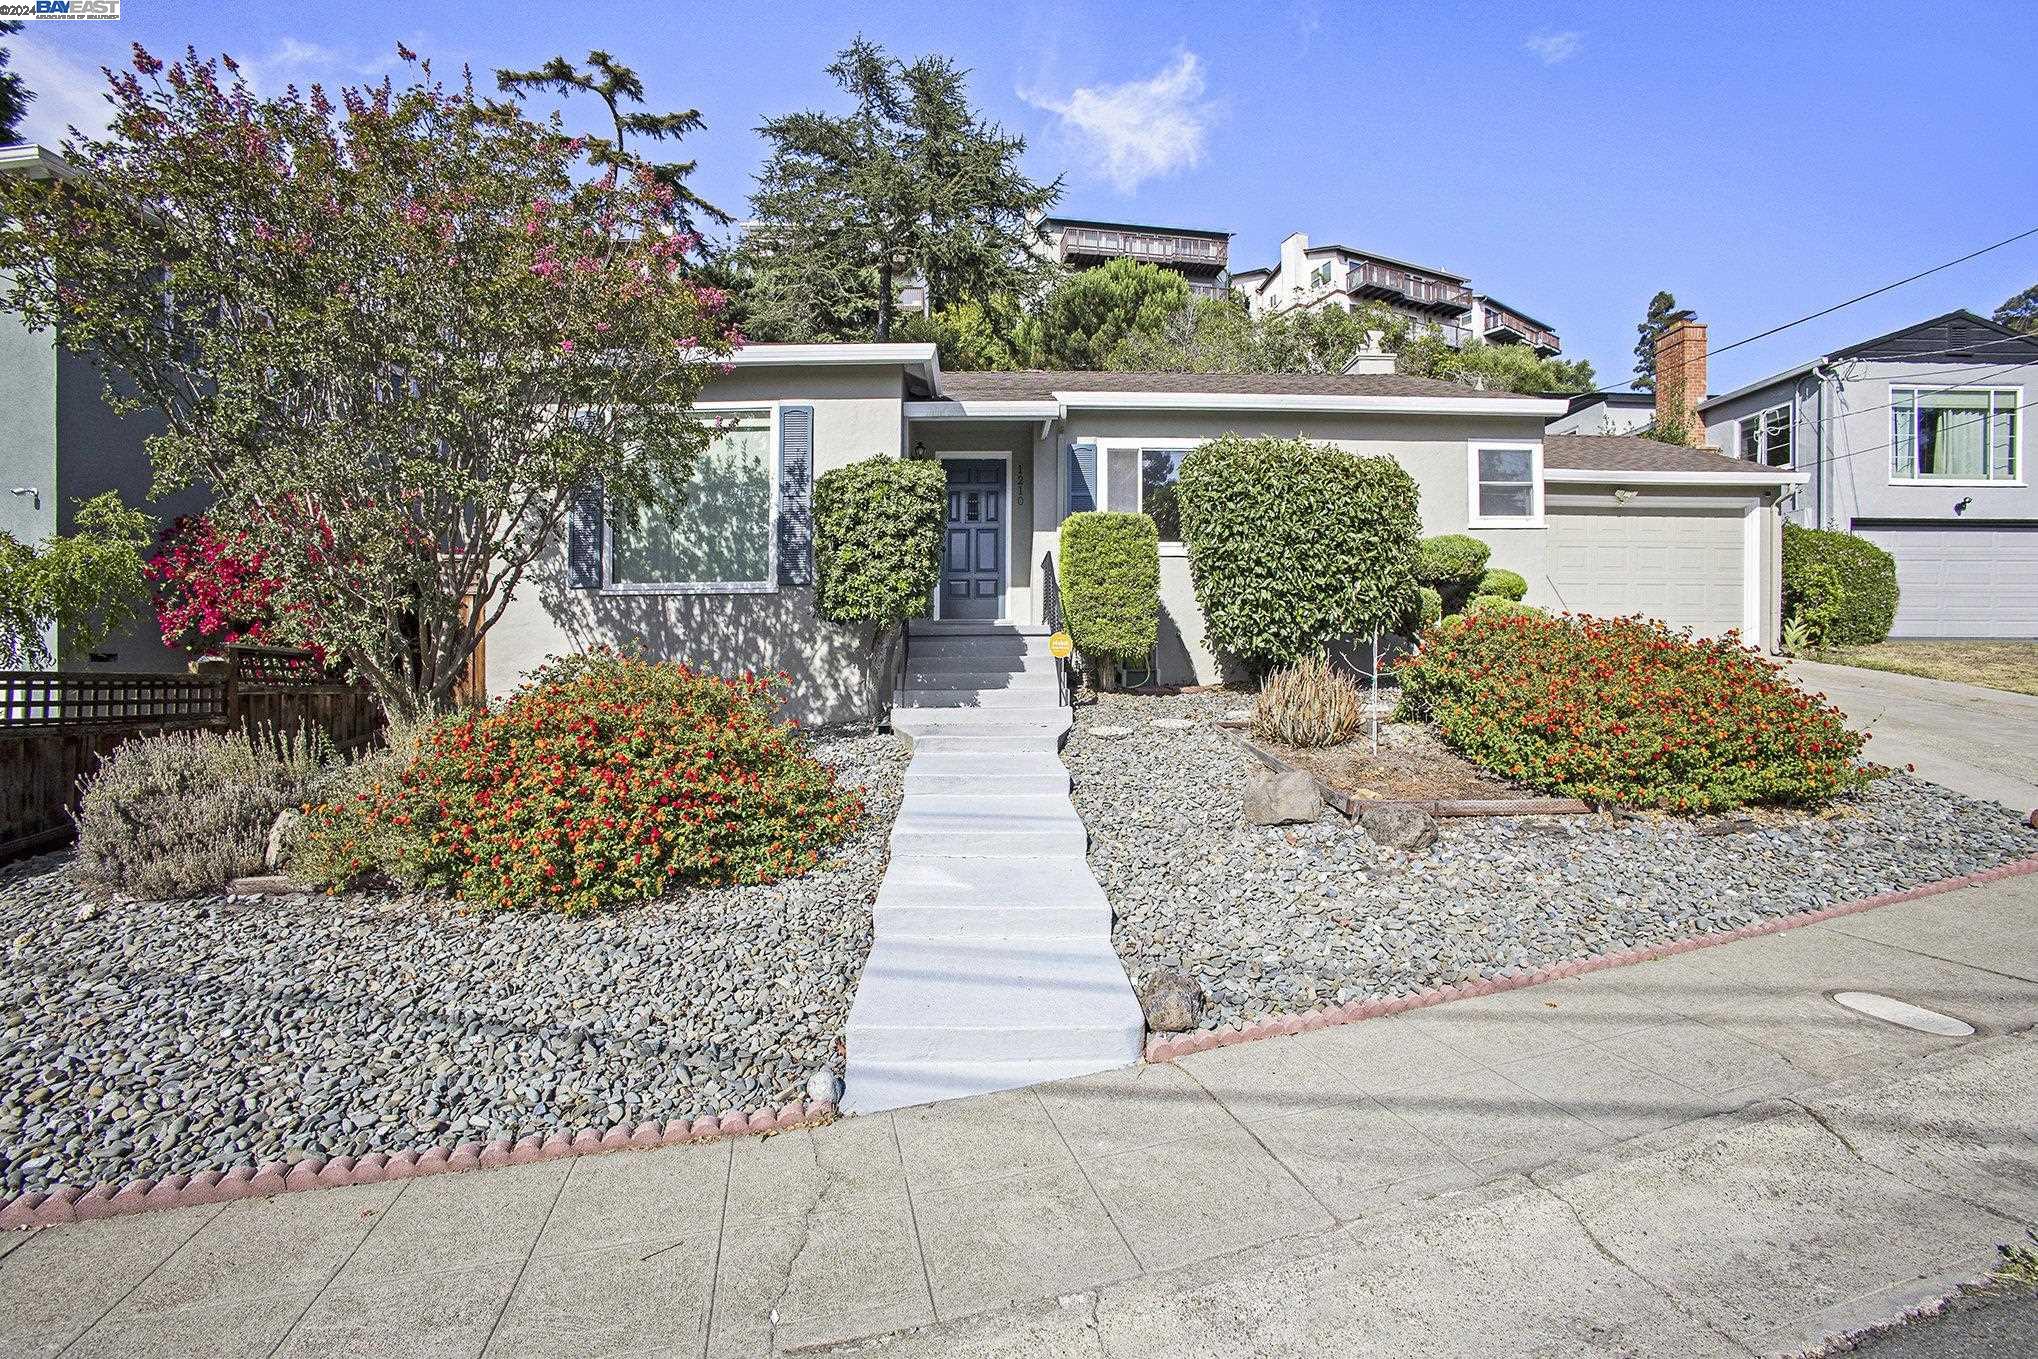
[0,1098,835,1231]
[1142,854,2038,1063]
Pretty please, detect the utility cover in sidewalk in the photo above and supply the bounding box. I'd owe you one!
[1832,991,1974,1037]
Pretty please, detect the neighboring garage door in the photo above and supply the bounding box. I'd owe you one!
[1545,506,1748,639]
[1852,523,2038,638]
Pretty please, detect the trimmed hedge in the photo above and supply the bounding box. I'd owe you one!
[1395,612,1870,812]
[1177,435,1422,672]
[1415,534,1490,589]
[1060,512,1159,675]
[812,456,946,631]
[1781,525,1898,646]
[1476,568,1527,602]
[1465,594,1542,619]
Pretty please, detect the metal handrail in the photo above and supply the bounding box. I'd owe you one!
[1039,551,1074,707]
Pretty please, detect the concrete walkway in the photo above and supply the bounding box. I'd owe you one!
[5,870,2035,1357]
[842,620,1143,1113]
[1789,658,2038,814]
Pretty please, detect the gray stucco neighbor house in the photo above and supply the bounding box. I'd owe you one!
[1699,310,2038,638]
[487,345,1803,726]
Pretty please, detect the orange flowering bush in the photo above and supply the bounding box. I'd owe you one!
[1394,612,1870,812]
[298,651,860,912]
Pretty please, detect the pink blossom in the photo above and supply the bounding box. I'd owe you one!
[559,338,575,353]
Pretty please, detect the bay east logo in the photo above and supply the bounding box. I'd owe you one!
[13,0,122,18]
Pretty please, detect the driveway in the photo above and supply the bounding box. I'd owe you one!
[1789,658,2038,815]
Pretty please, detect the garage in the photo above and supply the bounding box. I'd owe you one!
[1544,505,1752,640]
[1852,523,2038,638]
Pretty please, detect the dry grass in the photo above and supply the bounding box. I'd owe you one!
[1817,641,2038,697]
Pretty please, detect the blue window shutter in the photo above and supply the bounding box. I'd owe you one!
[566,482,605,590]
[1066,442,1097,515]
[777,404,815,586]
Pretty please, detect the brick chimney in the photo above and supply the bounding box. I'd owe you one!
[1654,319,1707,447]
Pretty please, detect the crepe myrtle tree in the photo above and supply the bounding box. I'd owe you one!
[0,45,737,717]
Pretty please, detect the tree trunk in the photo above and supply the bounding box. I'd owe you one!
[876,260,893,342]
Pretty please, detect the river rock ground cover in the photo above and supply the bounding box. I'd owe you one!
[0,729,906,1199]
[1068,691,2038,1031]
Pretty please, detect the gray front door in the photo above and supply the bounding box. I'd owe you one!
[942,459,1006,619]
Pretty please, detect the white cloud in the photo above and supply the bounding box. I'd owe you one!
[1525,31,1583,65]
[1022,51,1213,194]
[8,33,114,145]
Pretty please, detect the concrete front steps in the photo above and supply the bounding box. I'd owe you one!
[842,619,1144,1115]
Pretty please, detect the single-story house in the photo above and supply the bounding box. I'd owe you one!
[487,344,1806,725]
[1698,309,2038,638]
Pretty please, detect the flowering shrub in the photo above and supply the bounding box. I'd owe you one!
[296,651,860,913]
[1395,612,1870,812]
[146,515,319,657]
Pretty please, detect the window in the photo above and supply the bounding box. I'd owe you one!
[1309,261,1334,288]
[1737,404,1792,467]
[609,409,774,590]
[1138,449,1188,542]
[1468,444,1542,526]
[1891,388,2021,483]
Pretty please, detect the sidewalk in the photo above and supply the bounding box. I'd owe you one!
[4,871,2036,1357]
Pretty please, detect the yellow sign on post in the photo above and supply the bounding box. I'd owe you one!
[1048,631,1074,659]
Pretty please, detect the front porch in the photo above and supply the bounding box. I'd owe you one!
[907,415,1058,628]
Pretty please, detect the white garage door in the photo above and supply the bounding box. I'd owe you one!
[1852,524,2038,638]
[1545,506,1749,639]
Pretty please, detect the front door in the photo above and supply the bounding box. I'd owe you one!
[941,458,1006,620]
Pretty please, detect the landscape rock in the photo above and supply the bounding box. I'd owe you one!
[264,809,303,872]
[805,1068,842,1104]
[1243,768,1322,826]
[1139,971,1203,1032]
[227,875,300,896]
[1090,726,1134,740]
[1360,806,1439,851]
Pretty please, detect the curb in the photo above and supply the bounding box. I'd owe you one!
[1142,854,2038,1063]
[0,1098,835,1231]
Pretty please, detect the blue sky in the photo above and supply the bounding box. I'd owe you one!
[12,2,2038,392]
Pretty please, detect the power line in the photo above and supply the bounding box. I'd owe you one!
[1709,224,2038,359]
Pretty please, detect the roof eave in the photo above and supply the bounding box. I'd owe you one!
[1052,390,1567,417]
[723,342,941,391]
[1545,467,1808,487]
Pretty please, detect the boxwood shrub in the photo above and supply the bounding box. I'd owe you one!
[1781,525,1898,646]
[1395,612,1870,812]
[1476,568,1528,602]
[812,455,946,632]
[1177,435,1421,672]
[1060,512,1159,682]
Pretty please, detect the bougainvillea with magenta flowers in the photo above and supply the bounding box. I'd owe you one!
[146,515,316,657]
[1394,612,1871,812]
[297,651,860,913]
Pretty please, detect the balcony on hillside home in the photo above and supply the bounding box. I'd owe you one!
[1055,225,1229,278]
[1479,301,1561,355]
[1347,260,1473,314]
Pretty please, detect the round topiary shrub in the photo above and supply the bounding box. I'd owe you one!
[1476,568,1527,602]
[812,455,946,632]
[296,650,861,913]
[1416,534,1491,589]
[1059,511,1159,686]
[1464,594,1542,619]
[1781,525,1898,646]
[1177,435,1421,673]
[1395,612,1870,812]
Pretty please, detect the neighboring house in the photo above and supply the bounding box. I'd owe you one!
[489,344,1802,725]
[1698,310,2038,639]
[1229,232,1564,356]
[1548,388,1658,435]
[1033,215,1233,299]
[0,144,191,672]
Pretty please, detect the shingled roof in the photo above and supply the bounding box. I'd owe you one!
[1543,434,1773,475]
[936,370,1533,402]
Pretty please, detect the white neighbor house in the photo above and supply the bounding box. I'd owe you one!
[484,343,1803,726]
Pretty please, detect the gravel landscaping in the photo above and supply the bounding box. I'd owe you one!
[0,729,905,1198]
[1069,691,2038,1032]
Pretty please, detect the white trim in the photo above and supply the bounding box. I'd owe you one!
[1741,503,1764,646]
[905,399,1061,420]
[724,342,940,392]
[1699,362,1819,414]
[931,450,1013,622]
[1735,402,1794,469]
[1887,385,2024,487]
[602,401,780,595]
[1051,390,1568,417]
[1466,440,1545,529]
[1094,437,1200,542]
[1545,467,1809,487]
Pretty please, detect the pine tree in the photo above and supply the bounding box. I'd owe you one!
[1632,290,1693,390]
[0,22,35,144]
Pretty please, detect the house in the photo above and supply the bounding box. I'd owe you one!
[1549,388,1658,436]
[0,144,191,672]
[1229,232,1563,357]
[487,343,1803,725]
[1697,310,2038,638]
[1033,215,1233,300]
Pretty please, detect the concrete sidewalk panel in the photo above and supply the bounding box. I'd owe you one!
[486,1234,716,1359]
[120,1182,400,1316]
[276,1260,520,1359]
[893,1088,1074,1193]
[912,1165,1137,1319]
[1083,1125,1332,1272]
[530,1139,730,1257]
[0,1206,225,1358]
[1033,1060,1232,1162]
[334,1160,569,1287]
[708,1189,932,1356]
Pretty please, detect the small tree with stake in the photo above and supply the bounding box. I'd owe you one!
[0,45,738,717]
